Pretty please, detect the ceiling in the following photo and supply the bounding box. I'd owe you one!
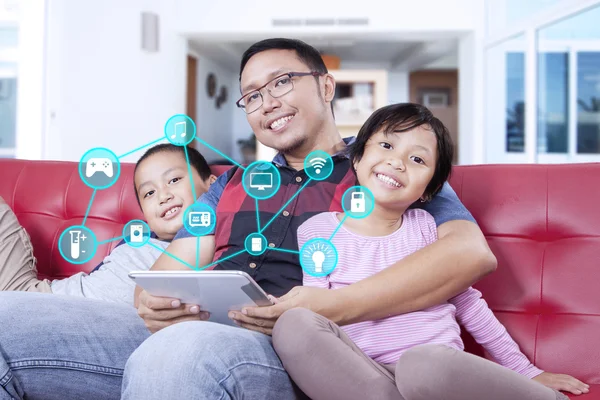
[189,36,459,73]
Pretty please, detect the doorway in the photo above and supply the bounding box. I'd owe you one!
[186,55,198,123]
[409,70,459,164]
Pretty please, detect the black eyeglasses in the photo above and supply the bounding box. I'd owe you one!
[236,71,322,114]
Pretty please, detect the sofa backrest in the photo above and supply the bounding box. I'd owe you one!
[0,159,231,280]
[1,159,599,383]
[449,164,599,384]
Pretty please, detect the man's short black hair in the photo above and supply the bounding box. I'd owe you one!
[239,38,328,81]
[133,143,212,207]
[347,103,454,200]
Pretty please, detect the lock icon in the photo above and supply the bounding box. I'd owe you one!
[351,192,366,213]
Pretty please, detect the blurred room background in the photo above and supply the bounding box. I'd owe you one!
[1,0,599,165]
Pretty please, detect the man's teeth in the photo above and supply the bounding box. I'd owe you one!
[376,174,401,187]
[164,207,180,217]
[270,115,294,129]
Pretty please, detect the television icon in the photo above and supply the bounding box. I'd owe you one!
[250,173,273,191]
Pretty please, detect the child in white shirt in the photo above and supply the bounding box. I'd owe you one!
[0,144,215,305]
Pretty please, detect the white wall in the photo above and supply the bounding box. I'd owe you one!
[36,0,187,162]
[13,0,485,164]
[387,72,410,104]
[191,51,237,162]
[14,0,46,160]
[458,14,486,165]
[230,74,253,163]
[174,0,481,34]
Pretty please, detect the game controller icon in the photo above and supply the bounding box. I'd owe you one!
[86,158,114,178]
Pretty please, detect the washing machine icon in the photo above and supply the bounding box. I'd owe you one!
[351,192,366,213]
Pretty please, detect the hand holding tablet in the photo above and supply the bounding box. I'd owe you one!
[129,270,274,327]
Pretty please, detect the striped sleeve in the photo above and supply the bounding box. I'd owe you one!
[413,209,438,245]
[297,219,330,289]
[451,288,544,379]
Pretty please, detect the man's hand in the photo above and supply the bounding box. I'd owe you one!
[532,372,589,395]
[137,289,210,333]
[228,286,335,335]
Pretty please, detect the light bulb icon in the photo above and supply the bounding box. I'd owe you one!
[312,250,325,273]
[300,238,338,277]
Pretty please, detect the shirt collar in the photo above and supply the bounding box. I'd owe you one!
[272,136,356,167]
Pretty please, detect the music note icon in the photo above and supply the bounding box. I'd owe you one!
[171,122,187,139]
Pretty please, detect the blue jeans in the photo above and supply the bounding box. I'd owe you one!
[0,292,298,400]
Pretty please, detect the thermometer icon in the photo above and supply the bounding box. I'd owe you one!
[69,230,82,259]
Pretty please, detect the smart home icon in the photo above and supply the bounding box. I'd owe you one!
[242,161,281,200]
[304,150,333,181]
[250,173,273,191]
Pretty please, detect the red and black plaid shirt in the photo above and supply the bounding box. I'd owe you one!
[175,138,473,296]
[210,148,357,297]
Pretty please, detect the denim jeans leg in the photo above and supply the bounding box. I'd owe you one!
[122,321,299,400]
[0,292,150,400]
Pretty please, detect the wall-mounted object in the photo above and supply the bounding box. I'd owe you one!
[215,85,228,109]
[141,12,159,52]
[219,86,228,103]
[206,73,217,97]
[419,88,451,108]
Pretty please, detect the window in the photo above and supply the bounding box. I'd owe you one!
[537,4,600,159]
[0,27,18,158]
[485,34,527,162]
[506,52,525,152]
[0,76,17,152]
[577,52,600,154]
[537,52,568,153]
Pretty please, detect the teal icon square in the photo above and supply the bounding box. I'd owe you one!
[123,220,151,247]
[79,147,120,190]
[242,161,281,200]
[165,114,196,146]
[342,186,375,219]
[299,238,338,277]
[58,225,97,264]
[183,203,216,236]
[244,233,267,256]
[304,150,333,181]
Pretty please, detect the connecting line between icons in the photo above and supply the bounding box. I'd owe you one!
[148,241,196,270]
[255,198,260,232]
[69,121,339,272]
[82,189,97,226]
[117,137,165,160]
[268,247,300,255]
[260,178,313,234]
[195,236,200,270]
[194,137,245,170]
[200,249,247,270]
[329,214,348,241]
[97,236,124,245]
[184,145,197,201]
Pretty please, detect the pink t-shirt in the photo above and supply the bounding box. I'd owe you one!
[297,209,542,378]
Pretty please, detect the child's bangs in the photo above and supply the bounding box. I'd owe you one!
[381,115,429,136]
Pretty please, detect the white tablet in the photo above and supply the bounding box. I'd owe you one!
[129,270,274,327]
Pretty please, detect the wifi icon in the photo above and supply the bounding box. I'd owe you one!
[310,157,326,174]
[304,150,333,181]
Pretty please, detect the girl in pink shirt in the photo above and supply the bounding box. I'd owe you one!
[272,103,588,400]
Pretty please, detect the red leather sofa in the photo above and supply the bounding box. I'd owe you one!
[1,159,598,399]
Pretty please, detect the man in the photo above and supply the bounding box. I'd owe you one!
[0,38,496,400]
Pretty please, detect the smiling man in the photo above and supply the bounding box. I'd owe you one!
[0,38,496,400]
